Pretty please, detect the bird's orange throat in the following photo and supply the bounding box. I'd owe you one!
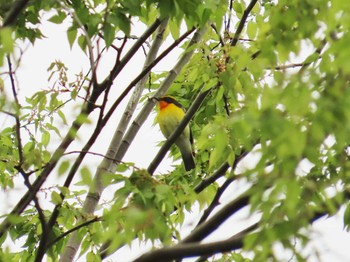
[159,100,169,110]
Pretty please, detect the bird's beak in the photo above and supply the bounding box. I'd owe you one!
[151,96,160,102]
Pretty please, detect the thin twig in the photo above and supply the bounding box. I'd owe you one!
[57,0,97,86]
[46,216,102,249]
[195,150,248,225]
[147,88,211,175]
[231,0,258,47]
[45,23,190,250]
[226,0,234,32]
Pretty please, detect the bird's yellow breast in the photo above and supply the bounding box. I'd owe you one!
[157,103,189,138]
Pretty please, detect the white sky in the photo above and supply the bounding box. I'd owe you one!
[1,14,350,262]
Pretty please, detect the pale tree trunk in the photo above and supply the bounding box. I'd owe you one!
[60,22,207,261]
[59,19,168,261]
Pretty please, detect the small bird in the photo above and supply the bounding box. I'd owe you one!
[155,96,195,171]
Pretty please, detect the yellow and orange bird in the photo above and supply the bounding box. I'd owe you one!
[155,96,195,171]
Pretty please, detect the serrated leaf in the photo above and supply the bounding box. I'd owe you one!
[103,23,115,47]
[78,35,87,52]
[67,27,77,49]
[48,13,66,24]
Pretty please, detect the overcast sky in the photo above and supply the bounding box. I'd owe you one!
[1,16,350,262]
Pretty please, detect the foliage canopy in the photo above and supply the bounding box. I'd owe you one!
[1,0,350,261]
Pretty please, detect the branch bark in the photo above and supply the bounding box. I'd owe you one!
[133,223,258,262]
[59,19,168,262]
[147,88,211,174]
[2,0,30,27]
[114,25,208,169]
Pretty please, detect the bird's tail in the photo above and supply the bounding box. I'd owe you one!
[181,150,195,171]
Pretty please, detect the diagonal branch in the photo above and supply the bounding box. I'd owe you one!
[44,23,193,257]
[114,25,208,170]
[181,189,251,244]
[95,19,162,98]
[2,0,30,27]
[133,223,258,262]
[0,15,163,241]
[230,0,258,46]
[59,19,168,262]
[196,150,249,225]
[147,88,211,174]
[47,216,102,250]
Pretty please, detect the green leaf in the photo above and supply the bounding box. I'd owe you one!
[169,19,180,40]
[58,160,70,176]
[51,191,62,205]
[0,27,14,53]
[58,110,68,125]
[247,21,258,39]
[114,12,131,36]
[41,131,50,147]
[67,27,78,49]
[80,166,93,186]
[78,35,87,52]
[103,23,115,47]
[232,1,243,14]
[48,12,67,24]
[86,251,101,262]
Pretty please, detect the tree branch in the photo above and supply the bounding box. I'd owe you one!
[194,150,249,194]
[114,25,207,170]
[59,19,169,262]
[133,223,258,262]
[147,87,211,174]
[0,15,163,243]
[46,216,101,249]
[231,0,258,46]
[230,0,258,47]
[133,187,346,262]
[42,23,193,261]
[95,19,162,98]
[2,0,30,27]
[196,150,249,225]
[181,189,251,244]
